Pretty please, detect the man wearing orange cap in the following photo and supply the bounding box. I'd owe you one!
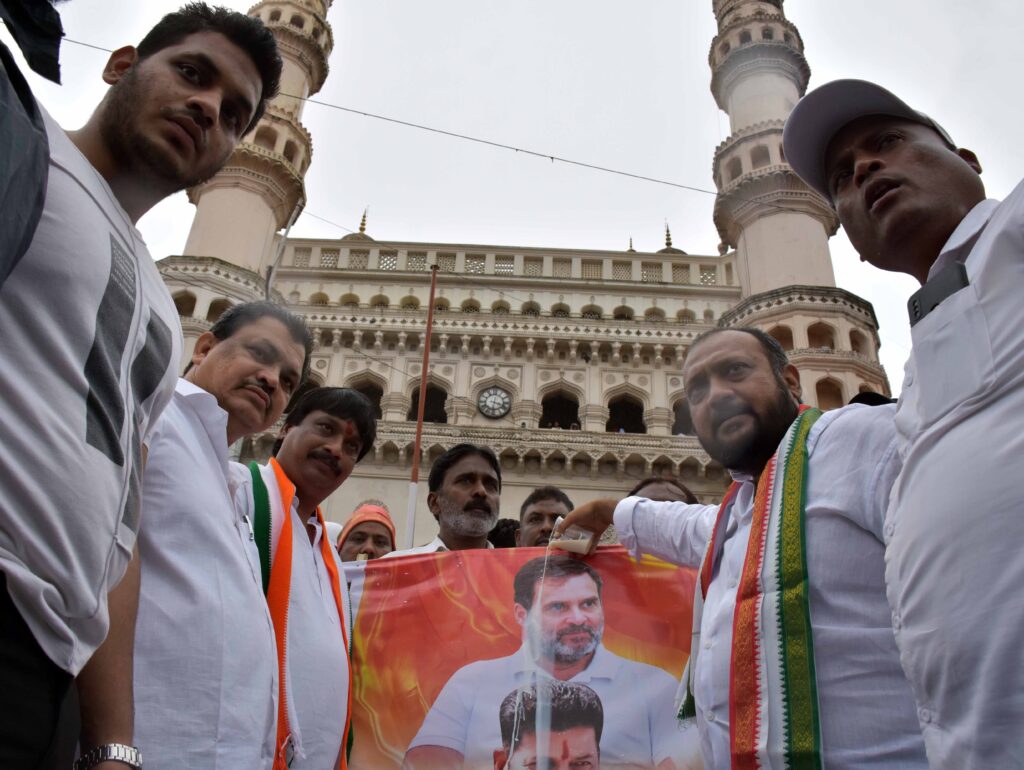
[337,500,396,561]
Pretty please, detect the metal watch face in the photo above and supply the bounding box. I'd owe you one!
[478,386,512,418]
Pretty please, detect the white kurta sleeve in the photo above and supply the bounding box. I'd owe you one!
[614,496,719,567]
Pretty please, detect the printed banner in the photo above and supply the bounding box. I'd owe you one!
[346,546,702,770]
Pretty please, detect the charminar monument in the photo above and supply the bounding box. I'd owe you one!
[159,0,890,541]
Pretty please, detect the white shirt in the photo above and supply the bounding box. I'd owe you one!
[134,380,277,770]
[615,405,928,770]
[0,105,180,674]
[232,462,352,770]
[384,534,494,557]
[408,644,693,769]
[887,188,1024,769]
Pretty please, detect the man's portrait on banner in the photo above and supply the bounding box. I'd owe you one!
[402,554,696,770]
[493,680,604,770]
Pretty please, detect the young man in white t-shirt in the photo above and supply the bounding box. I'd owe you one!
[0,5,282,768]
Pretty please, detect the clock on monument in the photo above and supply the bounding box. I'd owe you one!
[477,386,512,419]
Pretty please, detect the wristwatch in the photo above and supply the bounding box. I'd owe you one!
[73,744,142,769]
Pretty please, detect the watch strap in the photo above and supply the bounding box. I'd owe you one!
[73,743,142,770]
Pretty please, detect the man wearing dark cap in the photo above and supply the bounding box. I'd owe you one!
[784,79,1023,770]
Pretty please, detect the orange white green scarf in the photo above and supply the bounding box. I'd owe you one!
[679,407,823,770]
[249,458,353,770]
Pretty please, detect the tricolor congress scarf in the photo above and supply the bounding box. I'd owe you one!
[250,458,353,770]
[679,406,824,770]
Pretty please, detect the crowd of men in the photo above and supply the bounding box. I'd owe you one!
[0,1,1020,769]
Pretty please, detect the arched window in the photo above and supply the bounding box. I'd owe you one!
[767,324,794,351]
[739,30,752,44]
[750,144,771,169]
[283,140,298,165]
[703,309,715,323]
[206,298,231,323]
[522,302,540,317]
[762,26,774,40]
[671,399,694,436]
[612,306,634,321]
[310,292,330,306]
[408,384,448,424]
[173,291,196,317]
[289,13,304,28]
[552,303,570,318]
[850,329,869,356]
[677,308,697,323]
[541,390,580,430]
[433,298,450,313]
[351,381,383,418]
[370,295,390,310]
[807,322,836,350]
[461,299,481,313]
[644,308,665,322]
[581,305,602,320]
[727,156,743,182]
[401,297,420,311]
[606,394,646,434]
[268,9,281,22]
[492,301,510,315]
[720,41,731,56]
[816,378,844,411]
[254,126,276,152]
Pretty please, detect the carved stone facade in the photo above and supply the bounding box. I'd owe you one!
[164,0,891,545]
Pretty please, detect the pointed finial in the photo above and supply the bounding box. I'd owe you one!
[665,222,673,249]
[359,207,368,234]
[627,237,635,253]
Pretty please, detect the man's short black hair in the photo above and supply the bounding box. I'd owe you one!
[513,555,602,612]
[498,681,604,755]
[487,518,520,549]
[687,326,790,381]
[272,387,377,462]
[626,475,698,504]
[427,443,502,492]
[136,2,282,133]
[519,486,574,520]
[188,300,312,384]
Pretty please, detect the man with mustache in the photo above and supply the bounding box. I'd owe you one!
[0,4,280,767]
[558,327,928,770]
[133,300,309,769]
[232,387,376,769]
[386,443,501,556]
[783,79,1024,769]
[516,486,574,548]
[405,555,692,770]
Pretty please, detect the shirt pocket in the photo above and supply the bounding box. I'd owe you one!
[909,282,995,427]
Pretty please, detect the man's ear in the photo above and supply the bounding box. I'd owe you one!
[782,363,802,403]
[189,331,219,371]
[102,46,140,86]
[426,491,440,520]
[512,603,528,628]
[514,527,522,547]
[957,148,983,175]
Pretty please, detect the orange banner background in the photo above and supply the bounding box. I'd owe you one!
[348,546,696,768]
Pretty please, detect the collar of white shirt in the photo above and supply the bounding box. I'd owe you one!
[928,198,999,279]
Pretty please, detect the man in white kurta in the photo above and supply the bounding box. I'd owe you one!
[233,386,377,769]
[560,329,928,770]
[135,303,309,769]
[784,78,1024,769]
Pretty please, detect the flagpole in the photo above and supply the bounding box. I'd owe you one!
[404,264,440,549]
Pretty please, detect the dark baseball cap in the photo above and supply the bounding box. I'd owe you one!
[783,79,955,202]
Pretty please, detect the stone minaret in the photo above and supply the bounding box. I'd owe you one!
[710,0,891,405]
[710,0,837,296]
[181,0,333,274]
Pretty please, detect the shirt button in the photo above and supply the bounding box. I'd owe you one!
[918,708,932,724]
[728,580,737,589]
[703,640,712,650]
[892,613,902,631]
[705,711,717,723]
[884,522,895,538]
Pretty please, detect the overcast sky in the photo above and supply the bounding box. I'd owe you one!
[6,0,1022,394]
